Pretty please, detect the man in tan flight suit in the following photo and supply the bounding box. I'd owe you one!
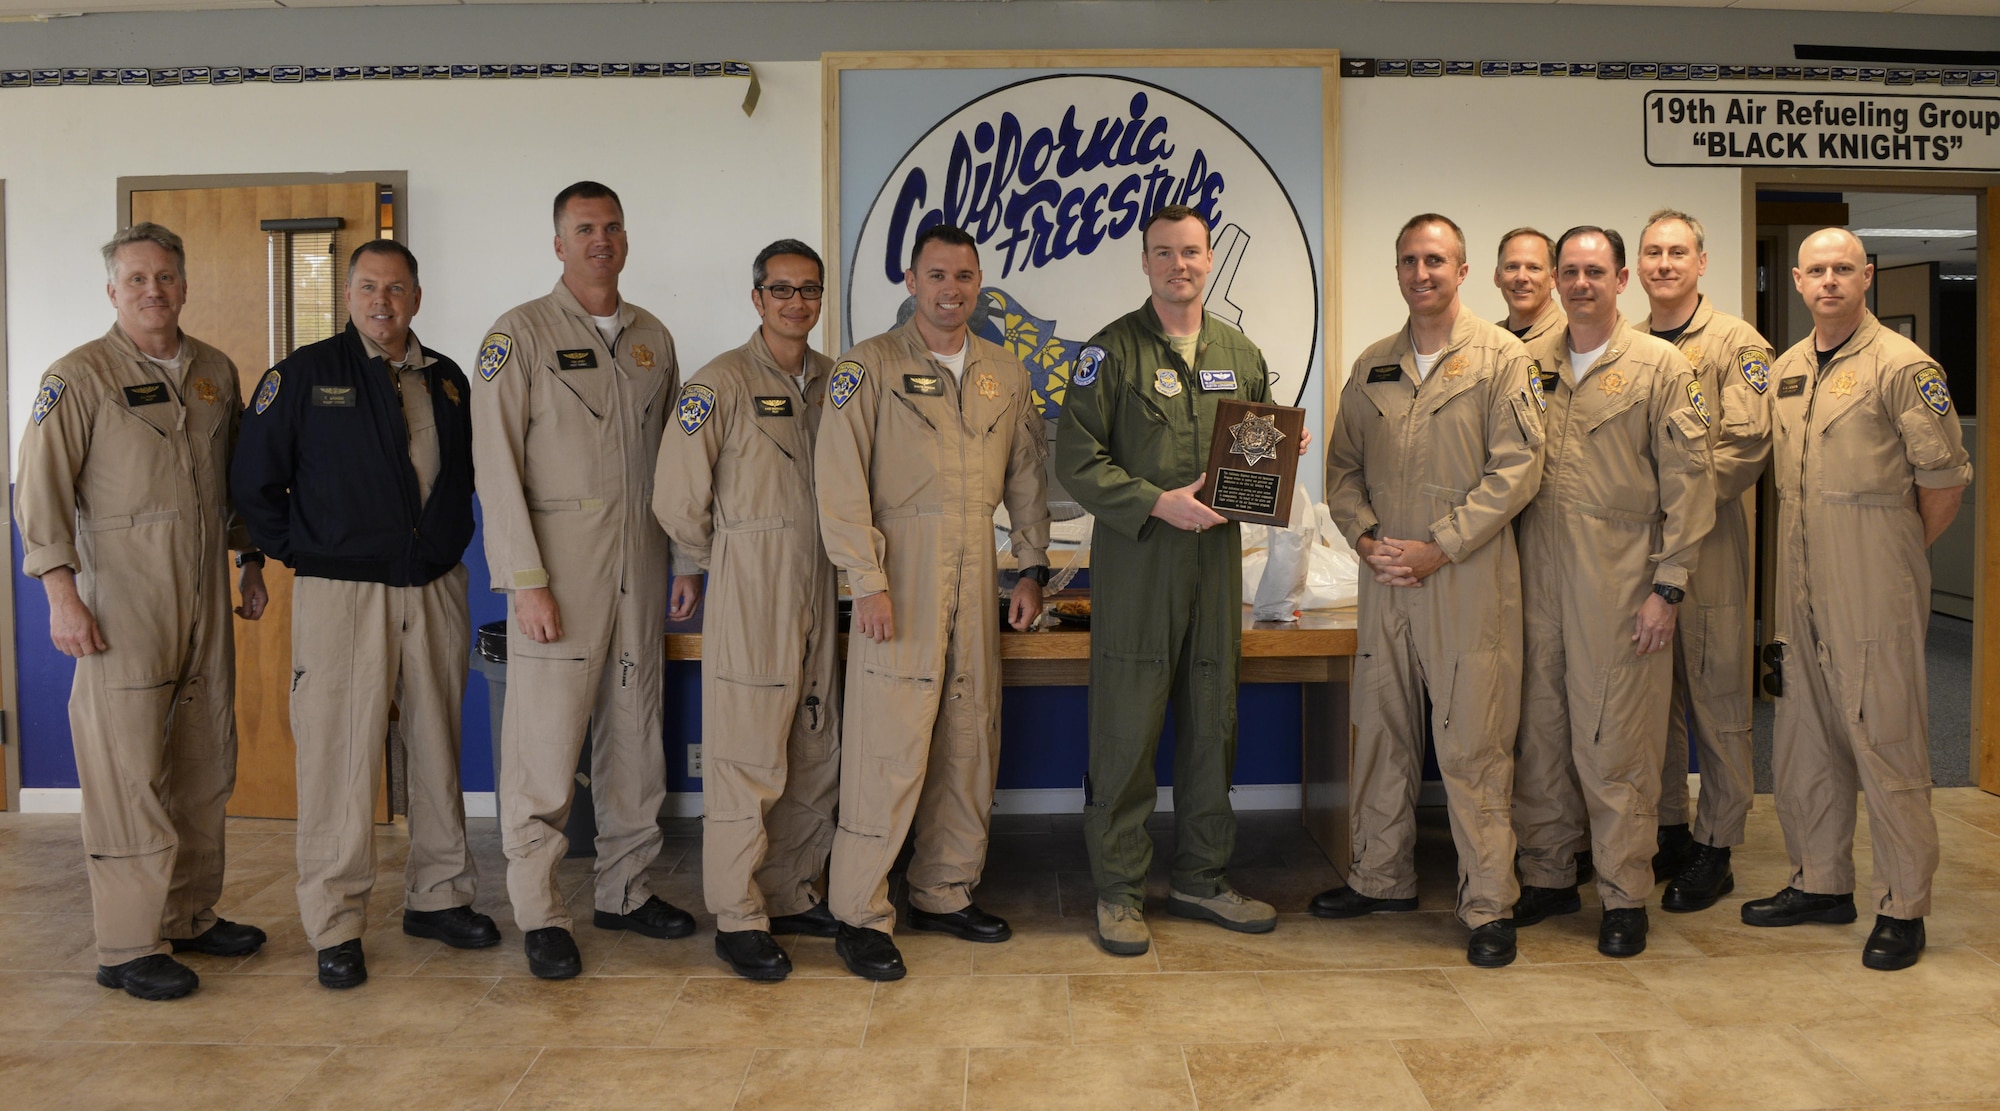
[1635,210,1774,913]
[654,239,842,982]
[473,181,700,980]
[233,241,499,989]
[17,222,269,1000]
[1319,214,1544,969]
[815,224,1050,982]
[1511,226,1715,958]
[1493,226,1591,885]
[1742,228,1970,971]
[1495,227,1566,347]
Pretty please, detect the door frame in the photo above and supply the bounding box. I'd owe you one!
[1739,168,1999,793]
[0,179,18,812]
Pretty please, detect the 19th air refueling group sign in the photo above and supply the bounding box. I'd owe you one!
[832,56,1333,423]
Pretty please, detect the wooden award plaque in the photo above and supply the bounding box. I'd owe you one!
[1199,400,1304,526]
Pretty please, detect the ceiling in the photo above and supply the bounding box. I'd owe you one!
[1841,192,1981,268]
[1,0,1997,21]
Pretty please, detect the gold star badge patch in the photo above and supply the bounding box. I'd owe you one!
[977,372,1000,401]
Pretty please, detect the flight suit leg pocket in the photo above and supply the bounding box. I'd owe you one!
[1852,639,1933,793]
[839,661,939,837]
[508,650,594,748]
[1693,601,1751,727]
[711,671,793,773]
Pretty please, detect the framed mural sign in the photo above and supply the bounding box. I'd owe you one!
[823,50,1339,483]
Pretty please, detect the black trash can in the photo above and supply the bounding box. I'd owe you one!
[471,619,599,858]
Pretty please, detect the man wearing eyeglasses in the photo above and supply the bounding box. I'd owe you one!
[654,240,842,981]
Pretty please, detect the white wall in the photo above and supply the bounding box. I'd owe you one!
[4,64,1771,462]
[1,62,822,454]
[1338,75,1744,377]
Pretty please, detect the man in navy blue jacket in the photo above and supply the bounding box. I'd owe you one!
[233,240,498,989]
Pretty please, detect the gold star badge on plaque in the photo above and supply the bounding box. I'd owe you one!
[1829,371,1856,398]
[1228,412,1286,467]
[976,372,1000,401]
[634,344,656,370]
[1600,371,1626,396]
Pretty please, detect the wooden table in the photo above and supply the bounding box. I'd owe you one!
[667,609,1360,877]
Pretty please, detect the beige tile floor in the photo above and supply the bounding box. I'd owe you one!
[6,790,2000,1109]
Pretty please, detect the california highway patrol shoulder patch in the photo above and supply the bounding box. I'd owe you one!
[1916,365,1952,416]
[253,370,281,415]
[1737,347,1771,394]
[31,375,65,425]
[677,383,717,435]
[1074,345,1105,388]
[1687,378,1711,426]
[1527,369,1547,412]
[477,332,512,382]
[829,360,863,410]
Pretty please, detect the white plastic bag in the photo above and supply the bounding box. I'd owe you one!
[1302,502,1360,610]
[1251,482,1314,621]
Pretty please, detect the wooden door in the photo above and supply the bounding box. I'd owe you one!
[131,183,384,819]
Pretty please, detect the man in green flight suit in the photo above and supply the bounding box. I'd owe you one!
[1055,203,1308,957]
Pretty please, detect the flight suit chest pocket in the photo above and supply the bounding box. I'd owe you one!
[1581,390,1646,435]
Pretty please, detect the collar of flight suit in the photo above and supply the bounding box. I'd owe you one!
[103,322,192,381]
[1558,311,1638,386]
[546,278,638,340]
[1817,310,1883,376]
[1130,297,1226,364]
[1639,294,1713,347]
[355,323,436,372]
[745,327,825,394]
[890,316,1000,383]
[1367,306,1488,408]
[1519,298,1566,347]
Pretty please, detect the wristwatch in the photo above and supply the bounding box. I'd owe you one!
[235,549,267,568]
[1019,565,1051,586]
[1652,583,1685,605]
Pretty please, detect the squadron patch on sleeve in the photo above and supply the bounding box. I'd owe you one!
[1916,365,1953,416]
[677,383,717,435]
[1687,378,1711,426]
[476,332,512,382]
[1737,347,1772,394]
[1526,369,1547,412]
[253,370,281,415]
[829,360,863,409]
[31,375,65,425]
[1074,345,1105,388]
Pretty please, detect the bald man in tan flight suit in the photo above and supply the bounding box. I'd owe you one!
[815,224,1050,982]
[473,181,699,980]
[1319,214,1544,969]
[1634,210,1774,914]
[655,239,842,982]
[17,222,268,1001]
[1511,226,1715,959]
[1742,228,1970,972]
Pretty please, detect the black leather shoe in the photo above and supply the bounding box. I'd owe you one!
[1575,850,1595,885]
[316,938,367,989]
[1467,920,1517,968]
[1598,907,1649,958]
[716,929,792,982]
[1653,823,1695,883]
[402,905,502,949]
[907,903,1012,943]
[1512,884,1582,928]
[1862,915,1926,971]
[1309,886,1419,919]
[168,918,267,957]
[769,901,840,938]
[1661,844,1734,913]
[835,923,907,981]
[525,927,582,980]
[1740,886,1857,927]
[96,953,199,1000]
[594,896,696,940]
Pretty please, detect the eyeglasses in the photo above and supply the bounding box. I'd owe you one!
[756,283,824,301]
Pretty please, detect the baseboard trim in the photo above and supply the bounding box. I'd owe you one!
[16,783,1319,820]
[18,787,80,813]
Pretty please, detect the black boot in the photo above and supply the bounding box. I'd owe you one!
[1652,823,1695,883]
[834,923,906,981]
[1661,843,1734,913]
[1598,907,1649,958]
[715,930,792,981]
[1740,887,1857,927]
[1512,884,1582,928]
[1466,920,1517,968]
[316,939,367,989]
[524,927,582,980]
[97,954,199,1000]
[1862,915,1925,971]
